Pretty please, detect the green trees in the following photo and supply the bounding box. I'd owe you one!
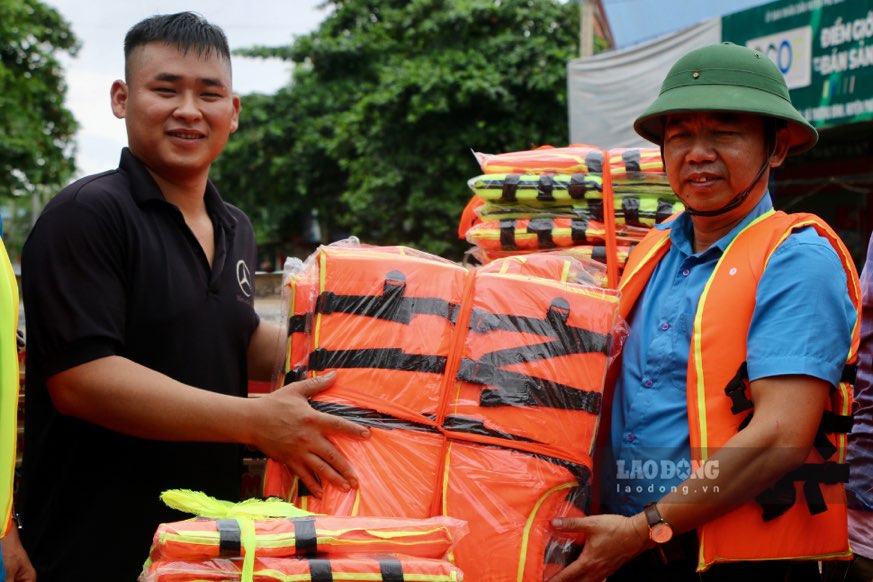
[0,0,79,252]
[213,0,580,260]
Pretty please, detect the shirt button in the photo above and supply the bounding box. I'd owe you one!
[644,379,653,388]
[682,268,691,277]
[626,433,636,442]
[661,322,670,331]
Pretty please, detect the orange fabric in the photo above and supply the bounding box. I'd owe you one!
[142,555,464,581]
[271,421,445,519]
[441,440,586,582]
[263,243,624,580]
[442,271,620,464]
[149,514,465,562]
[617,211,861,569]
[308,246,467,423]
[475,144,603,175]
[457,194,485,240]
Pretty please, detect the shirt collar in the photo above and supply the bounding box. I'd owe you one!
[657,193,774,257]
[119,147,237,231]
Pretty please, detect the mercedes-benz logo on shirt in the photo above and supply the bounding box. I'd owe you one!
[236,260,253,297]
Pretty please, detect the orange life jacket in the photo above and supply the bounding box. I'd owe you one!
[265,244,625,581]
[617,209,861,569]
[442,270,620,464]
[474,144,603,175]
[142,555,464,582]
[440,439,587,582]
[149,514,466,562]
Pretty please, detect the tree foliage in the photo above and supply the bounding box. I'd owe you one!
[0,0,79,200]
[213,0,580,259]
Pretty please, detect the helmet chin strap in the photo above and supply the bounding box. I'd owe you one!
[682,156,770,217]
[660,138,777,218]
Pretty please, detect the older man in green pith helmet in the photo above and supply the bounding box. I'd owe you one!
[549,43,861,582]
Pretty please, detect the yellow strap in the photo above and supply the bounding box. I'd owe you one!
[160,489,312,519]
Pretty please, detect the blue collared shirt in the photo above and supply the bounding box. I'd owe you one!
[601,194,856,515]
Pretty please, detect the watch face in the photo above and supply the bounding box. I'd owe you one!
[650,523,673,544]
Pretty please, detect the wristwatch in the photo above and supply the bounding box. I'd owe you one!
[643,502,673,544]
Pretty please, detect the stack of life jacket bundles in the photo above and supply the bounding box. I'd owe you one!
[457,144,683,288]
[263,240,625,581]
[140,490,468,582]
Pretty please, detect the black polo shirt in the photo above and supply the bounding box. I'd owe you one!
[20,148,260,581]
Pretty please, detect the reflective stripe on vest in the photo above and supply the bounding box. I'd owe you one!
[0,240,18,537]
[143,555,464,582]
[617,210,861,568]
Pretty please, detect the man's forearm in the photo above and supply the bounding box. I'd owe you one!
[48,355,258,445]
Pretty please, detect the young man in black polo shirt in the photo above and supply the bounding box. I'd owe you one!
[18,13,370,581]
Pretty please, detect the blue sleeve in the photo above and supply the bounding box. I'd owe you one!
[747,226,856,386]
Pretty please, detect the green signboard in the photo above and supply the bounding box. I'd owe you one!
[722,0,873,129]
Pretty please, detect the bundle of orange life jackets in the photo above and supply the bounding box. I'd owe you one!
[263,241,624,581]
[458,144,683,288]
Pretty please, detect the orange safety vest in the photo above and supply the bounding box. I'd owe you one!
[142,555,464,582]
[617,209,861,569]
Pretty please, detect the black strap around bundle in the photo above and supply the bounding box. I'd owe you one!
[308,347,447,375]
[379,558,405,582]
[307,558,334,582]
[216,519,241,557]
[457,358,602,413]
[310,400,441,434]
[526,217,556,248]
[315,270,459,325]
[621,148,641,173]
[622,197,641,226]
[500,174,521,202]
[467,298,610,354]
[442,414,541,443]
[293,516,318,556]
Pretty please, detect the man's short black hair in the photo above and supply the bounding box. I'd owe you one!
[124,12,231,79]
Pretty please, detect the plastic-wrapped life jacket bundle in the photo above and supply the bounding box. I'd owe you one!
[149,514,467,562]
[442,270,620,463]
[304,244,467,423]
[272,408,446,519]
[141,555,465,581]
[262,241,627,582]
[440,440,588,582]
[474,144,603,175]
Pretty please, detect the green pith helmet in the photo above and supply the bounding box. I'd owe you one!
[634,42,818,155]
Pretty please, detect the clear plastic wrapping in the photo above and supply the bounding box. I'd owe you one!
[262,241,628,581]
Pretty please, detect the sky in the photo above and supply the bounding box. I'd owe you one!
[44,0,770,179]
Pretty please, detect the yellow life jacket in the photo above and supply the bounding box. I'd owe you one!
[0,239,19,537]
[618,209,861,569]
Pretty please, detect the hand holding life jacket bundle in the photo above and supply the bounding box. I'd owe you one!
[140,490,468,582]
[460,144,684,288]
[263,243,625,582]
